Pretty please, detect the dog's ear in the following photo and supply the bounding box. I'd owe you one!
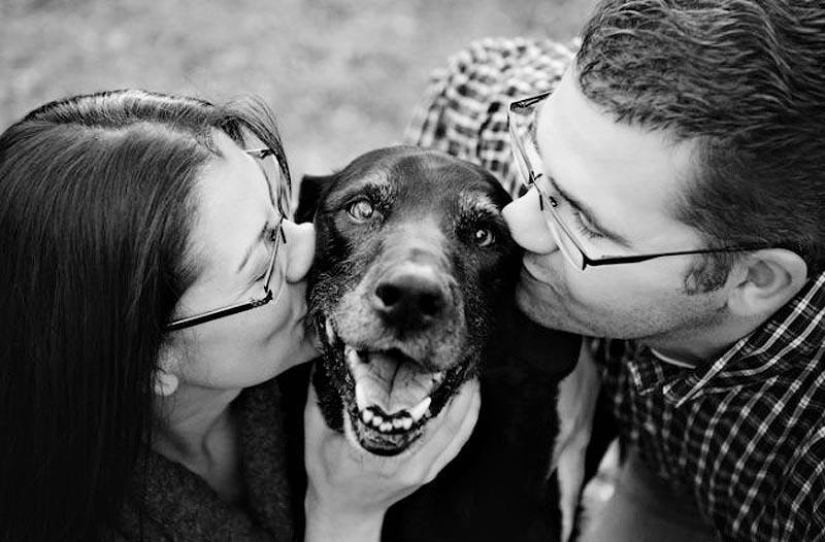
[295,173,334,223]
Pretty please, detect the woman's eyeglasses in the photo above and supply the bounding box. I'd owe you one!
[165,148,291,331]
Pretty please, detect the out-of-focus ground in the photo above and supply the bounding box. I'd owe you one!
[1,0,617,534]
[1,0,597,175]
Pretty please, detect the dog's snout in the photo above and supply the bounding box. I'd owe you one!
[372,266,448,329]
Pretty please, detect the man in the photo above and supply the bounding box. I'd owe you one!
[405,1,825,540]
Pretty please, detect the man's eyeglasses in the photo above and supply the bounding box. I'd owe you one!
[508,92,761,272]
[165,147,291,331]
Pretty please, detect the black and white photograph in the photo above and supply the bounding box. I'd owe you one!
[2,1,824,541]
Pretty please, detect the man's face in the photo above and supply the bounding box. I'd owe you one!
[502,69,732,355]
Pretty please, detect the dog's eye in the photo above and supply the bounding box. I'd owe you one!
[473,228,495,247]
[347,199,375,221]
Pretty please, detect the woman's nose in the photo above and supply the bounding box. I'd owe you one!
[282,220,316,283]
[502,187,558,254]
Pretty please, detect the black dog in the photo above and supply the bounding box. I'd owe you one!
[294,146,582,542]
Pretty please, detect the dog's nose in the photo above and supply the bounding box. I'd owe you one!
[372,266,448,329]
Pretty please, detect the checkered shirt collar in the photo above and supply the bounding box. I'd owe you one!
[629,271,825,406]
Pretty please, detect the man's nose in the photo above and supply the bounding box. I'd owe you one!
[502,187,558,254]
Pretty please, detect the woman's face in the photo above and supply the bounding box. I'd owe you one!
[167,130,318,391]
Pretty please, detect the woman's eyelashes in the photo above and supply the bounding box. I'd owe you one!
[572,210,604,240]
[264,223,281,244]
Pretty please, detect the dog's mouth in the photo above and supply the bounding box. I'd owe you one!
[320,315,466,456]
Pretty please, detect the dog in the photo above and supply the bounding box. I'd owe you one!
[293,146,588,542]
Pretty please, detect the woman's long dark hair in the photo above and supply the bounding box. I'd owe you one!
[0,89,288,541]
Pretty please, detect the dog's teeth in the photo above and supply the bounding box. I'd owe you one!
[432,372,446,385]
[408,396,431,423]
[362,409,374,423]
[392,417,413,430]
[325,318,335,344]
[380,421,393,432]
[354,381,368,411]
[371,414,384,428]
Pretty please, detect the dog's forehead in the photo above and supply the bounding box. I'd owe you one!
[324,167,391,208]
[396,155,495,190]
[327,149,510,223]
[397,159,506,221]
[340,168,389,192]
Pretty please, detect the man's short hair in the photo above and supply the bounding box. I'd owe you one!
[576,0,825,290]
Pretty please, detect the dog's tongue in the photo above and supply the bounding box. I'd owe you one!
[351,351,434,414]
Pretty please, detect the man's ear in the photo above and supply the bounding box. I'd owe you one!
[295,174,335,224]
[727,248,808,319]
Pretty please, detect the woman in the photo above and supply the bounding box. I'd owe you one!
[0,90,479,541]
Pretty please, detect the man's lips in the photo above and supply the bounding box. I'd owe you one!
[520,260,554,291]
[515,261,571,321]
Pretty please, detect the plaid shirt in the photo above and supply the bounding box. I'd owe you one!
[404,37,825,542]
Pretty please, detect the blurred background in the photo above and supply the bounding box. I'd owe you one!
[1,0,597,176]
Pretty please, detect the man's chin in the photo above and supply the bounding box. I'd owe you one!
[514,282,588,336]
[515,283,558,326]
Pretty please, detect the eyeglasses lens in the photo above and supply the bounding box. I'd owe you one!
[257,153,290,302]
[257,152,293,220]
